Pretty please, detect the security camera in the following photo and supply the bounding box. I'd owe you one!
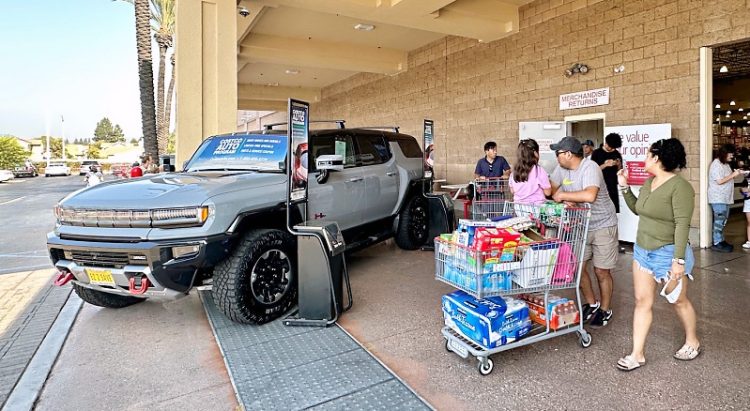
[239,7,250,17]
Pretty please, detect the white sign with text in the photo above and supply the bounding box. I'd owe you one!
[559,88,610,110]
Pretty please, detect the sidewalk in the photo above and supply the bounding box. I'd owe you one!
[0,269,70,407]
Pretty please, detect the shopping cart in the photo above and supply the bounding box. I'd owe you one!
[470,178,510,220]
[435,201,591,375]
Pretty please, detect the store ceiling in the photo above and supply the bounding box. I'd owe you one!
[713,39,750,125]
[237,0,533,110]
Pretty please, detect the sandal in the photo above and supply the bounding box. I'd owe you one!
[674,343,701,361]
[616,355,645,371]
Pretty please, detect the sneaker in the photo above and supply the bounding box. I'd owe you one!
[711,242,733,253]
[581,302,600,324]
[590,309,613,327]
[743,241,750,250]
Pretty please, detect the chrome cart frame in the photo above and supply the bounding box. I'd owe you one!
[436,201,592,375]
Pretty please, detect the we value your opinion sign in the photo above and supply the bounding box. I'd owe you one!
[604,123,671,186]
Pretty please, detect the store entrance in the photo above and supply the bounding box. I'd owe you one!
[711,39,750,248]
[567,118,604,152]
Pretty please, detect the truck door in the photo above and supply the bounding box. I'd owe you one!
[357,132,399,222]
[307,133,364,230]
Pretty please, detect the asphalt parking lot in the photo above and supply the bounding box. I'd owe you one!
[0,175,84,275]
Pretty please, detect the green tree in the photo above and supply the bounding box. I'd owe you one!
[0,137,30,169]
[130,138,139,146]
[87,141,103,159]
[167,132,175,154]
[41,136,63,159]
[93,117,126,143]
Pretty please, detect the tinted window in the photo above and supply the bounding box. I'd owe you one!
[356,135,391,166]
[396,137,422,158]
[311,134,356,170]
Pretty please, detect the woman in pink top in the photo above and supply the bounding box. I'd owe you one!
[509,139,552,205]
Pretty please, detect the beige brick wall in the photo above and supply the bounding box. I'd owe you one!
[307,0,750,226]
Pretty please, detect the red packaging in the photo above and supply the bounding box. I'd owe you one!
[472,227,521,252]
[520,294,580,330]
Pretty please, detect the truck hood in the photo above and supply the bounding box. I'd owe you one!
[60,172,286,209]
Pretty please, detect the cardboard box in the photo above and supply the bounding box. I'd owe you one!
[442,290,532,349]
[520,294,579,330]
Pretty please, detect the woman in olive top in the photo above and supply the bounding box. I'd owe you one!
[615,138,700,371]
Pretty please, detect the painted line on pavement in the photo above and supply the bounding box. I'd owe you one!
[0,254,50,258]
[0,265,53,275]
[0,196,26,206]
[1,292,82,411]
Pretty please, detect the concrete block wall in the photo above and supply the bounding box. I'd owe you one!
[308,0,750,226]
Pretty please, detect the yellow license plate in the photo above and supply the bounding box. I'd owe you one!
[87,268,115,285]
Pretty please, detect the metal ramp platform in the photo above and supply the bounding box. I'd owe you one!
[200,292,431,410]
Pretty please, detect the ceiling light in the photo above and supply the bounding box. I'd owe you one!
[354,23,375,31]
[732,120,736,123]
[744,115,748,120]
[730,100,736,106]
[285,69,299,75]
[727,111,732,115]
[715,104,721,109]
[726,114,730,118]
[716,117,721,122]
[720,65,728,73]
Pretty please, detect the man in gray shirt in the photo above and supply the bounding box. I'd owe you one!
[550,137,619,328]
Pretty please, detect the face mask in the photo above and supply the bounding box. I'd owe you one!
[660,275,682,304]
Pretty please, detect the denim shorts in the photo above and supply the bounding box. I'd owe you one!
[633,243,695,282]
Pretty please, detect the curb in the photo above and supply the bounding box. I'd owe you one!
[2,292,83,411]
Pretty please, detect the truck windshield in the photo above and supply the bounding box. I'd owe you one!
[185,134,287,172]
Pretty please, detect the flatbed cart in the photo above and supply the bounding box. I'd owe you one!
[470,177,510,220]
[435,201,592,375]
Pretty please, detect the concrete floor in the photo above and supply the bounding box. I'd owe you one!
[35,294,237,411]
[339,225,750,410]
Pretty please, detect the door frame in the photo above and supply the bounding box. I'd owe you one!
[564,112,606,136]
[699,47,712,248]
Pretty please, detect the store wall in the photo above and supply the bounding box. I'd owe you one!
[309,0,750,226]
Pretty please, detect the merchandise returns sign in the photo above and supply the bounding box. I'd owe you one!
[559,88,609,110]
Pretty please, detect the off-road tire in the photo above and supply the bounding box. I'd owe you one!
[72,283,145,308]
[395,195,429,250]
[212,229,297,324]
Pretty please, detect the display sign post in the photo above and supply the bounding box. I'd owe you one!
[604,123,671,242]
[423,119,434,180]
[288,99,310,204]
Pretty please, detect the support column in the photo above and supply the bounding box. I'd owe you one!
[699,47,712,249]
[175,0,237,165]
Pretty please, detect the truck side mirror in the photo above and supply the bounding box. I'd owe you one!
[315,154,344,184]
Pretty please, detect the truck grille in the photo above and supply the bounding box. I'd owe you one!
[70,251,132,269]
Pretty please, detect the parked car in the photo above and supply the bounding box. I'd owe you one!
[0,170,15,183]
[45,162,71,177]
[48,125,436,324]
[80,160,101,175]
[13,165,38,178]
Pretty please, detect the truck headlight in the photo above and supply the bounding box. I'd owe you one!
[150,206,210,227]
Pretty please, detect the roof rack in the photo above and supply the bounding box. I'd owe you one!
[262,120,346,131]
[357,126,400,133]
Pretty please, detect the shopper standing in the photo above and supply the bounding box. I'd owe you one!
[615,138,700,371]
[591,133,623,213]
[509,139,551,205]
[708,144,741,252]
[582,139,595,160]
[550,137,618,327]
[474,141,511,179]
[741,177,750,249]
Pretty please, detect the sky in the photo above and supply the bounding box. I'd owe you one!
[0,0,166,142]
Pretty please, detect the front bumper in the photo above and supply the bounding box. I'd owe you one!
[47,232,232,299]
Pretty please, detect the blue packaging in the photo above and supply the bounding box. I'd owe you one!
[442,291,532,349]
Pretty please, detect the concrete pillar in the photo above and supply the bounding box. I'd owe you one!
[175,0,237,165]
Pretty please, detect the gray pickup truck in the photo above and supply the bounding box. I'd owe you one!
[47,126,432,323]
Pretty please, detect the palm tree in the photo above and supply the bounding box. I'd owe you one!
[134,0,158,160]
[164,52,176,150]
[151,0,175,154]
